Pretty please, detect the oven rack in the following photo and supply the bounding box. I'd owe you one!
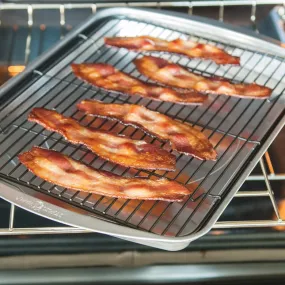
[0,0,285,237]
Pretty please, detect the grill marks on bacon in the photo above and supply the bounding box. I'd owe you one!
[77,100,217,161]
[18,147,191,202]
[28,108,176,171]
[135,56,272,99]
[104,36,240,65]
[71,63,206,105]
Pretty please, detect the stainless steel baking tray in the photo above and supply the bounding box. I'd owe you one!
[0,7,285,251]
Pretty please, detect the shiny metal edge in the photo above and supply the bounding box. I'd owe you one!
[1,1,285,7]
[0,8,285,251]
[0,180,190,250]
[1,263,285,284]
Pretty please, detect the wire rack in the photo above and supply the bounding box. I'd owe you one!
[1,0,285,237]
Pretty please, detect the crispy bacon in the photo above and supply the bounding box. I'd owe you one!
[18,147,190,202]
[28,108,176,171]
[77,100,217,161]
[71,63,206,105]
[104,36,240,65]
[135,56,272,99]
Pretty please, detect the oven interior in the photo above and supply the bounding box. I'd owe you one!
[0,0,285,270]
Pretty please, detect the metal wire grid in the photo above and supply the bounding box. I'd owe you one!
[0,1,285,237]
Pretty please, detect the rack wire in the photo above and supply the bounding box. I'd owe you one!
[0,0,285,237]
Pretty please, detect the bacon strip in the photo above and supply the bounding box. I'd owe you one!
[135,56,272,99]
[28,108,176,171]
[77,100,217,161]
[18,147,190,202]
[71,63,206,105]
[104,36,240,65]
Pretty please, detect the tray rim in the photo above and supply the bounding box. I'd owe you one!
[0,7,285,250]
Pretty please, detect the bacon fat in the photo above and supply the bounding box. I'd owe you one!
[28,108,176,171]
[77,100,217,161]
[135,56,272,99]
[104,36,240,65]
[18,147,191,202]
[71,63,206,105]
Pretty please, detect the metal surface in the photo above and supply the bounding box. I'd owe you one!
[0,2,285,250]
[1,1,285,6]
[1,263,285,284]
[0,7,285,250]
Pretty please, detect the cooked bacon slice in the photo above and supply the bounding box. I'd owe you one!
[18,147,190,202]
[28,108,176,171]
[104,36,240,65]
[77,100,217,161]
[135,56,272,99]
[71,63,206,105]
